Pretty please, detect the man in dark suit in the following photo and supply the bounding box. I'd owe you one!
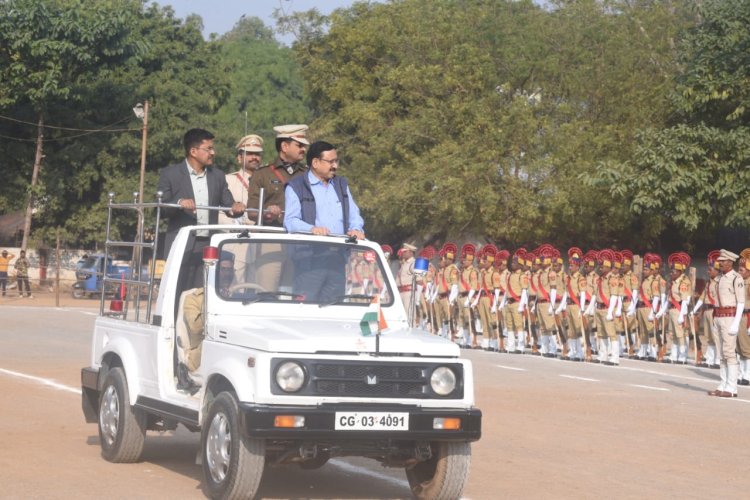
[158,128,245,289]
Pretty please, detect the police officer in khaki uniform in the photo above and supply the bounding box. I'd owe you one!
[735,249,750,385]
[708,249,744,397]
[457,244,479,347]
[417,246,437,332]
[619,250,639,358]
[397,242,417,323]
[476,245,498,351]
[435,243,459,340]
[504,249,529,353]
[582,250,599,357]
[594,249,619,365]
[560,247,586,361]
[692,250,721,368]
[493,249,511,351]
[219,134,263,225]
[635,254,658,360]
[662,252,692,364]
[536,245,559,357]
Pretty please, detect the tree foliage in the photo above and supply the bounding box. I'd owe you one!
[286,0,689,250]
[588,0,750,249]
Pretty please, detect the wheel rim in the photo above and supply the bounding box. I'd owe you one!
[99,385,120,446]
[206,411,232,483]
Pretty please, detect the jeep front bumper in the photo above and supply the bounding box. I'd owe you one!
[239,403,482,441]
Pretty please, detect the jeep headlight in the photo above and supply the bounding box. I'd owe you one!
[430,366,457,396]
[275,361,306,392]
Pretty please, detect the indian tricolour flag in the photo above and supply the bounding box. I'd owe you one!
[360,294,388,336]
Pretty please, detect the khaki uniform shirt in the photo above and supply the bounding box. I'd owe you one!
[459,265,479,293]
[716,270,744,308]
[247,157,306,226]
[669,274,692,307]
[219,170,253,225]
[397,257,415,289]
[437,263,459,294]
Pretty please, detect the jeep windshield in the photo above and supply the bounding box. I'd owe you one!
[215,239,394,306]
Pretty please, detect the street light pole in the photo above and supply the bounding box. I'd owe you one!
[133,101,149,280]
[136,101,149,204]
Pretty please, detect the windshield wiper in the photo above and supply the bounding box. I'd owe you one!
[242,291,299,305]
[319,294,374,307]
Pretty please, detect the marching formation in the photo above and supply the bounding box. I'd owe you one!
[390,243,750,398]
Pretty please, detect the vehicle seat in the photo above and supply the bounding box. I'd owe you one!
[176,289,203,387]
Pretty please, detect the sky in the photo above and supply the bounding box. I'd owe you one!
[151,0,371,44]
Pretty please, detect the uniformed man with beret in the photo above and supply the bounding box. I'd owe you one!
[735,249,750,386]
[662,252,692,364]
[397,242,417,324]
[692,250,721,368]
[457,244,479,347]
[708,249,745,397]
[504,249,528,353]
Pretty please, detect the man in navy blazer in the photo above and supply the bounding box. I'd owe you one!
[158,128,245,288]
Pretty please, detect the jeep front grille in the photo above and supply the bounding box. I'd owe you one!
[270,359,464,399]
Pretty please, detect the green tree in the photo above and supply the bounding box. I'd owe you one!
[587,0,750,250]
[0,1,234,248]
[0,0,141,249]
[287,0,686,250]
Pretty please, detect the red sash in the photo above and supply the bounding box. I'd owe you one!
[566,276,580,306]
[271,165,287,183]
[640,281,653,309]
[538,273,550,301]
[506,273,521,301]
[597,277,610,307]
[234,172,249,190]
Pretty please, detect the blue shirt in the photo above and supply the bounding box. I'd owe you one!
[284,170,364,234]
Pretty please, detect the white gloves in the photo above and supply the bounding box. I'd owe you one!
[585,298,596,317]
[614,296,623,318]
[729,303,745,335]
[464,289,476,308]
[470,291,480,308]
[627,291,638,317]
[606,297,616,321]
[678,299,688,324]
[448,284,458,305]
[549,289,557,314]
[692,299,703,316]
[491,289,500,313]
[652,296,660,314]
[519,289,528,313]
[580,292,587,312]
[555,293,568,315]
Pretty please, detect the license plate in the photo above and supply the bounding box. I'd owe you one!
[334,412,409,431]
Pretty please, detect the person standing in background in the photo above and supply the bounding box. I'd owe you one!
[14,250,32,298]
[219,134,264,225]
[0,249,14,297]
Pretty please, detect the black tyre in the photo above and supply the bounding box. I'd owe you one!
[98,367,146,462]
[72,287,85,299]
[405,441,471,500]
[202,392,265,499]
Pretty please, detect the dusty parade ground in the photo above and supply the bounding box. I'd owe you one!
[1,292,748,499]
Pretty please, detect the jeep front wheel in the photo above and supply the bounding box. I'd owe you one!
[202,392,265,499]
[405,441,471,500]
[98,367,146,462]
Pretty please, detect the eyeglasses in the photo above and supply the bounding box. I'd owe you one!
[318,158,340,165]
[196,146,215,153]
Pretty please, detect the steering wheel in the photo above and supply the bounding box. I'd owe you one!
[227,282,268,294]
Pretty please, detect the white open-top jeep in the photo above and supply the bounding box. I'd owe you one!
[81,196,481,499]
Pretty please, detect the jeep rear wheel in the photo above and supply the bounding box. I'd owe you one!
[202,392,265,499]
[405,441,471,500]
[98,367,146,462]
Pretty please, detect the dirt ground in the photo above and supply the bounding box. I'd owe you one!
[1,301,749,499]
